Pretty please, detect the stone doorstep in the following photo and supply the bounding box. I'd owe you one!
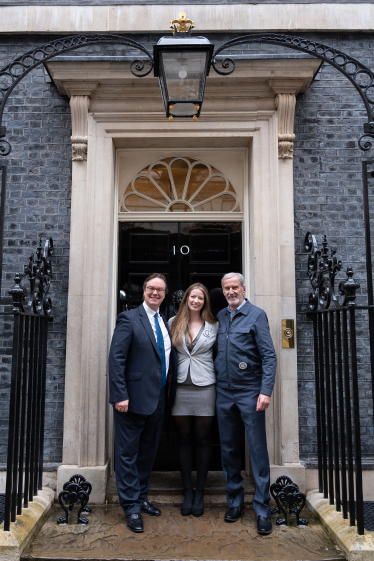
[0,487,54,561]
[21,503,345,561]
[106,471,255,505]
[307,489,374,561]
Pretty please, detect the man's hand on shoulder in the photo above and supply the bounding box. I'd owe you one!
[256,394,271,411]
[115,400,129,413]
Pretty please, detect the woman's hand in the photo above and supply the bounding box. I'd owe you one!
[115,400,129,413]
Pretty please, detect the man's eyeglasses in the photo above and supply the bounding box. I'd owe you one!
[145,286,165,293]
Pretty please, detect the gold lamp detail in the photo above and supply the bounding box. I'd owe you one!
[170,13,195,35]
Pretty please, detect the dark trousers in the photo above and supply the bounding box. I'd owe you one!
[216,385,271,518]
[113,387,165,515]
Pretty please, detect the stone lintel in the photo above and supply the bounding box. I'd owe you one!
[1,5,374,34]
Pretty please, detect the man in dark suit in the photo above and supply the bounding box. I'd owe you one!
[109,273,177,533]
[215,272,277,535]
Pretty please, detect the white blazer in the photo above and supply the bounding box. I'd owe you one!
[168,317,219,386]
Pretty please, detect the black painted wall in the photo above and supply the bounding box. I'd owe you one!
[0,31,373,469]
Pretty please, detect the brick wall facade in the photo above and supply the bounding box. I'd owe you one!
[0,31,373,468]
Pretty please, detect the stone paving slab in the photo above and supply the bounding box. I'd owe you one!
[22,505,345,561]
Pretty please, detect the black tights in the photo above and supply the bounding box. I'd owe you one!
[174,415,213,492]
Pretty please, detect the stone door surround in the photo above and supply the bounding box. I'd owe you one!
[45,56,321,502]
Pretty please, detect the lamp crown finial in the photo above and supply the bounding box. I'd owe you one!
[170,12,195,36]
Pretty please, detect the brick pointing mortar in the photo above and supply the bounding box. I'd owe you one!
[0,32,373,467]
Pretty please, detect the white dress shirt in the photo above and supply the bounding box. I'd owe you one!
[143,301,171,375]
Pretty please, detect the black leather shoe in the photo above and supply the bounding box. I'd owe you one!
[192,490,204,517]
[141,501,161,516]
[181,489,194,516]
[257,515,273,535]
[126,513,144,533]
[224,505,244,523]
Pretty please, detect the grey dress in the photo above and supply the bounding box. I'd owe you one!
[169,320,219,416]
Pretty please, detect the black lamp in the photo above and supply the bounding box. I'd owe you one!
[154,13,214,121]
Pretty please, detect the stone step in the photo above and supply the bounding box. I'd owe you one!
[107,471,255,505]
[21,504,345,561]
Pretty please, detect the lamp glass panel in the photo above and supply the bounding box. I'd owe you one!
[161,51,208,101]
[170,103,198,117]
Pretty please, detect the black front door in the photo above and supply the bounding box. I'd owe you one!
[118,221,244,470]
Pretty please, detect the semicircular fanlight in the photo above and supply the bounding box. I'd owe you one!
[120,157,240,213]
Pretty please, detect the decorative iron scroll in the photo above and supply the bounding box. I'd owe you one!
[57,474,92,526]
[0,33,373,153]
[270,475,308,526]
[9,237,54,315]
[0,34,154,154]
[211,33,374,151]
[305,232,360,311]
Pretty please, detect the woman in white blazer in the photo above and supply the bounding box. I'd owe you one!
[169,283,219,518]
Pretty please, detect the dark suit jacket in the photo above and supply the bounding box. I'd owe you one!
[108,305,178,415]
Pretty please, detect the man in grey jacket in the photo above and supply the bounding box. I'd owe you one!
[215,272,277,534]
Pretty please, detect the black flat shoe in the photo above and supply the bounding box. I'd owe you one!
[181,489,194,516]
[192,489,204,517]
[141,500,161,516]
[257,515,273,535]
[224,505,244,523]
[126,513,144,533]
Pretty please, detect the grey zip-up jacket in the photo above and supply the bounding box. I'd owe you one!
[214,300,277,396]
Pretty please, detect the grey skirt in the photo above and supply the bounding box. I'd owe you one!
[171,384,216,417]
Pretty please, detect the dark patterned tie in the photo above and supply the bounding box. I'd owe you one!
[154,312,166,389]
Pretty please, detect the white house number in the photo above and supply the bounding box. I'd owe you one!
[172,246,190,255]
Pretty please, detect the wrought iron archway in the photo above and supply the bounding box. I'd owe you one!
[0,32,374,154]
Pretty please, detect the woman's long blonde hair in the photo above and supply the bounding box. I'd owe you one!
[170,283,217,347]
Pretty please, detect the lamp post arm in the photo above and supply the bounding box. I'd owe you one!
[212,33,374,151]
[0,33,154,155]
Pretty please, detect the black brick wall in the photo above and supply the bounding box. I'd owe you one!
[0,35,71,467]
[0,31,373,469]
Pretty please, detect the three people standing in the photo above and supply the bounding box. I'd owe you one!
[108,272,277,535]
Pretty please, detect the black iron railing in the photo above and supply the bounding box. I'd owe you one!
[305,232,368,535]
[2,238,53,532]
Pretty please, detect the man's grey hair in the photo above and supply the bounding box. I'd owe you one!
[221,272,246,288]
